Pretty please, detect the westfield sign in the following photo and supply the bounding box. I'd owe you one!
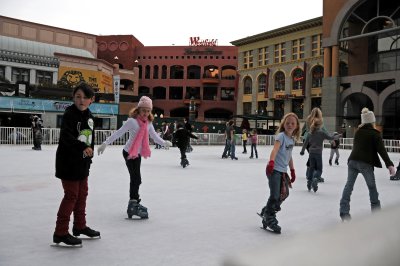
[189,37,218,46]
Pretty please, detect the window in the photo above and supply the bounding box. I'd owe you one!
[258,47,269,66]
[292,68,304,90]
[169,86,183,99]
[339,61,348,77]
[243,77,252,94]
[274,43,286,63]
[187,65,201,79]
[12,68,29,83]
[274,71,285,91]
[274,100,284,119]
[243,50,253,69]
[203,86,217,100]
[312,34,323,57]
[243,102,252,115]
[292,38,305,60]
[145,65,150,79]
[161,65,167,79]
[312,65,323,88]
[153,65,159,79]
[292,99,304,119]
[170,65,184,79]
[258,74,267,93]
[185,87,200,99]
[153,86,166,99]
[221,87,234,101]
[36,70,52,85]
[257,101,268,115]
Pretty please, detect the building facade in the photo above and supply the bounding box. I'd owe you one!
[322,0,400,139]
[231,17,324,131]
[0,16,117,129]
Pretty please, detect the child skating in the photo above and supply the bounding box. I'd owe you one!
[172,123,198,167]
[97,96,172,219]
[339,108,395,221]
[259,113,300,233]
[53,83,100,247]
[329,135,340,166]
[300,118,340,192]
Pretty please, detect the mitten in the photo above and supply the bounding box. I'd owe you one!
[300,151,305,156]
[290,169,296,183]
[388,165,396,176]
[266,160,274,176]
[164,140,172,148]
[97,142,107,155]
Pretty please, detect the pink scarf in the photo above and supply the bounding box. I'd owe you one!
[127,118,151,159]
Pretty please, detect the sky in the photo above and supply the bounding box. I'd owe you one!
[1,0,323,46]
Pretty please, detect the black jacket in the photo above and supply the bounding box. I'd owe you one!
[348,124,393,168]
[55,104,95,180]
[173,128,198,149]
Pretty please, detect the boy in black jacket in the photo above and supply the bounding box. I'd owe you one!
[173,123,198,167]
[53,83,100,247]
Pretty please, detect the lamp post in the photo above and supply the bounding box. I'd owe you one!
[189,97,196,122]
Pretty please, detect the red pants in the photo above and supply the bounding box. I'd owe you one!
[55,178,88,235]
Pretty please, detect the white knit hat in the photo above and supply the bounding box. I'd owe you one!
[361,107,375,124]
[137,96,152,109]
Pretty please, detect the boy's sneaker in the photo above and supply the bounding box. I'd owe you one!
[73,227,100,238]
[53,233,82,246]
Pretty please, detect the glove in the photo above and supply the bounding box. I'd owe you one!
[388,166,396,176]
[300,151,304,156]
[266,160,274,176]
[290,169,296,183]
[164,140,172,148]
[97,142,107,156]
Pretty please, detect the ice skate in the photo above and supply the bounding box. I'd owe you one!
[317,177,324,183]
[340,213,351,222]
[307,181,311,192]
[329,159,332,166]
[311,178,318,192]
[180,158,189,168]
[72,226,101,239]
[260,212,281,234]
[52,233,82,247]
[335,159,339,165]
[127,199,148,219]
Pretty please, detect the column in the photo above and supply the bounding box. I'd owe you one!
[29,69,36,85]
[331,45,339,77]
[5,66,12,82]
[323,47,332,78]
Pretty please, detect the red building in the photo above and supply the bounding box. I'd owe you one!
[97,36,238,122]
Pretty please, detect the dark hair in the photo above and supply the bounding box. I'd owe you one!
[72,82,94,98]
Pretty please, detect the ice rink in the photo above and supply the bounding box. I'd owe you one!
[1,144,400,266]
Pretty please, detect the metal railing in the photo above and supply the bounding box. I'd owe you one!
[1,127,399,153]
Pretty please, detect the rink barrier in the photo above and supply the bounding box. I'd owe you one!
[0,127,399,153]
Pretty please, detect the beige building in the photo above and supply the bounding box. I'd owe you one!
[231,17,324,131]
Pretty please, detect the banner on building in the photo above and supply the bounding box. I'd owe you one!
[113,75,120,104]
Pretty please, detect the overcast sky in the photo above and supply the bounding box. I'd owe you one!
[1,0,322,46]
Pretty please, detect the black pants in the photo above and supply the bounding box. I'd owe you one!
[123,150,142,200]
[179,146,187,160]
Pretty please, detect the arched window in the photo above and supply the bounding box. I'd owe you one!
[258,74,267,93]
[170,65,184,79]
[187,65,201,79]
[312,65,323,88]
[145,65,150,79]
[161,65,167,79]
[153,65,159,79]
[243,77,252,94]
[292,68,304,90]
[274,71,285,91]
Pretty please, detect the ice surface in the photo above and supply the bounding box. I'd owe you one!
[1,145,399,266]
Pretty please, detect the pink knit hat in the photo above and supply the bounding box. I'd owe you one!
[137,96,152,109]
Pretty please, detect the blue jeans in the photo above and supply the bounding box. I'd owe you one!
[339,160,380,214]
[266,170,287,213]
[230,141,236,159]
[308,152,323,181]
